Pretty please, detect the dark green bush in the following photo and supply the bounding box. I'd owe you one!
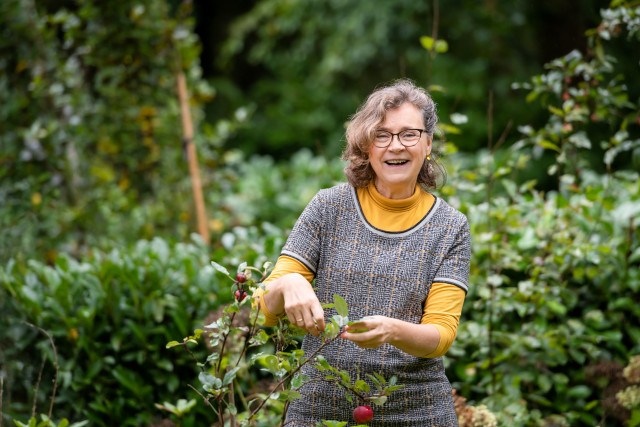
[0,236,221,426]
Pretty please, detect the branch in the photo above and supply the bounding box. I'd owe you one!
[187,383,218,417]
[32,354,46,419]
[216,312,237,376]
[246,333,343,421]
[23,322,58,425]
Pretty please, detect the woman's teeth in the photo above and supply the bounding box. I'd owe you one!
[385,160,408,165]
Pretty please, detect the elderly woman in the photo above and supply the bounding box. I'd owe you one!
[255,79,471,426]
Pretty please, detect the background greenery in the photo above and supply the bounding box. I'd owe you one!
[1,0,639,425]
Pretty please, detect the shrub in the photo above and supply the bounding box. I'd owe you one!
[1,236,219,425]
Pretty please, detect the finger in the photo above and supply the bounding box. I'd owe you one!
[286,310,305,328]
[342,329,371,341]
[311,304,326,333]
[300,310,319,337]
[345,321,370,333]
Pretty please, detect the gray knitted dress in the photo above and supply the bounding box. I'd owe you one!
[282,183,471,427]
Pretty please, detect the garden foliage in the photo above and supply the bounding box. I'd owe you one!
[1,1,640,426]
[0,0,212,263]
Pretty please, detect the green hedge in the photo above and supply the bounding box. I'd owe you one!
[0,236,221,426]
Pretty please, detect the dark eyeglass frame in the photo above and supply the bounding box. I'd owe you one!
[373,129,427,148]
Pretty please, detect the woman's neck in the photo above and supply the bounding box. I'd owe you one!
[373,179,416,199]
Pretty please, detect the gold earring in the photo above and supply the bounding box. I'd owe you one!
[426,154,431,161]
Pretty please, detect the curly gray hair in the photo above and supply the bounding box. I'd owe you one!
[342,79,445,190]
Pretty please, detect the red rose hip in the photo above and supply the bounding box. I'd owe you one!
[353,405,373,424]
[235,289,247,302]
[236,272,247,283]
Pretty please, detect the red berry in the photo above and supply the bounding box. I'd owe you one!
[235,290,247,302]
[236,272,247,283]
[353,405,373,424]
[562,92,570,101]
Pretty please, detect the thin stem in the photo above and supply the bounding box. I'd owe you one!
[24,322,58,426]
[491,120,513,155]
[233,378,249,413]
[229,377,236,427]
[300,377,368,403]
[187,383,218,417]
[32,354,46,419]
[247,334,343,421]
[216,312,237,376]
[235,301,263,369]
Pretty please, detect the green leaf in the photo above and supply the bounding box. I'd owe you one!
[537,140,561,152]
[315,355,331,370]
[292,374,308,388]
[629,408,640,427]
[438,123,461,135]
[420,36,434,51]
[227,403,238,415]
[369,395,388,405]
[199,371,222,392]
[434,39,449,53]
[338,369,351,384]
[567,385,591,399]
[355,380,370,393]
[286,389,302,401]
[211,261,230,276]
[333,294,348,317]
[324,322,340,339]
[548,105,565,116]
[223,367,241,385]
[263,355,279,373]
[165,341,181,349]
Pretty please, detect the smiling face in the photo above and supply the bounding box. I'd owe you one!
[368,103,432,199]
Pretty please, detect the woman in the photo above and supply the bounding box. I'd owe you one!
[255,79,470,426]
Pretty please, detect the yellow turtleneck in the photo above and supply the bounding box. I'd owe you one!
[254,183,466,358]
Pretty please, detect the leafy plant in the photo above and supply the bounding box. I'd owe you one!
[440,2,640,425]
[0,236,220,425]
[168,262,404,426]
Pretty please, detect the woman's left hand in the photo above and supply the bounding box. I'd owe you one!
[341,315,393,348]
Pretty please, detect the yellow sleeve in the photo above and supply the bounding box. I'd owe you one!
[420,282,466,358]
[252,255,315,326]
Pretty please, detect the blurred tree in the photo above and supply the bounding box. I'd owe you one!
[0,0,212,262]
[194,0,610,158]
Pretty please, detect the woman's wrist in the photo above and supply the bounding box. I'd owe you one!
[263,280,285,317]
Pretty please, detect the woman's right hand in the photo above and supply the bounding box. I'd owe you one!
[265,273,326,336]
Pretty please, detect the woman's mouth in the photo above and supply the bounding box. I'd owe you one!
[385,160,409,166]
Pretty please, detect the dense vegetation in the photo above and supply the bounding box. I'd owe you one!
[1,0,639,426]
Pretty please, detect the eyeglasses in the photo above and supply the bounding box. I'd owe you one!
[373,129,426,148]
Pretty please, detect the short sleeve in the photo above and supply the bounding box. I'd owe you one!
[280,192,325,274]
[433,214,471,293]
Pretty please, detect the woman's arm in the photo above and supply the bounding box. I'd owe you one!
[342,283,465,358]
[253,256,316,326]
[342,316,441,357]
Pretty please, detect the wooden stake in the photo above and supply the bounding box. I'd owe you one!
[177,70,210,245]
